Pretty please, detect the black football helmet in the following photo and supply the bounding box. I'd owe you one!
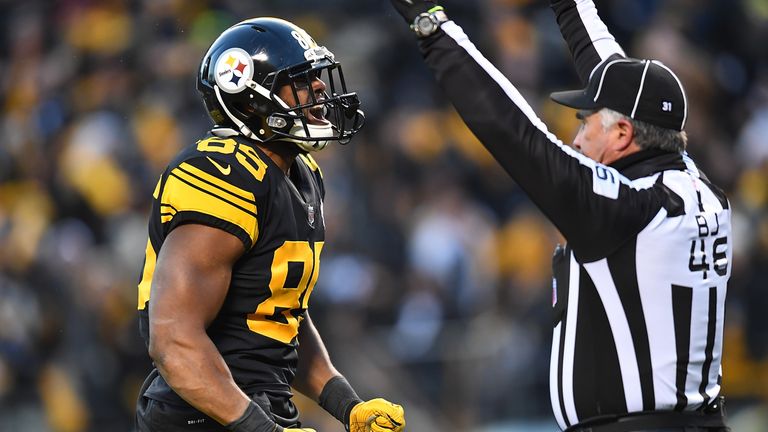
[197,18,364,152]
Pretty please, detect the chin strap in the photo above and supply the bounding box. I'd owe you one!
[214,85,261,141]
[211,127,239,137]
[288,122,332,152]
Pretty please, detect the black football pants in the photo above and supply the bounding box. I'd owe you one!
[135,370,300,432]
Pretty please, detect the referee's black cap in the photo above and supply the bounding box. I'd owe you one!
[550,58,688,131]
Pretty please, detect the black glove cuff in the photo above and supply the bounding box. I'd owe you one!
[225,400,280,432]
[318,376,363,426]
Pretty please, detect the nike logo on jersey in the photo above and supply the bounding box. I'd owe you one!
[206,156,231,176]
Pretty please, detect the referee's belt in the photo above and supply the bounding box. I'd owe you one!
[565,397,728,432]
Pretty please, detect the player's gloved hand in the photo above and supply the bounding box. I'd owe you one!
[227,401,318,432]
[348,398,406,432]
[390,0,439,24]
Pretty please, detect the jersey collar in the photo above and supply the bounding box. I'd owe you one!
[610,148,685,180]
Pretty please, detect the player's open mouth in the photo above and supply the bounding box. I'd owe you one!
[308,104,329,125]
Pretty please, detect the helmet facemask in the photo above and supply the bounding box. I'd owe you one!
[260,52,365,152]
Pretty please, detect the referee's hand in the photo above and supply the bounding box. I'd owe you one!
[390,0,439,23]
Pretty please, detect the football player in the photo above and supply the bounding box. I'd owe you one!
[135,17,405,432]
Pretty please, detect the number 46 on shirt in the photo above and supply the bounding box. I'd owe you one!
[688,212,728,279]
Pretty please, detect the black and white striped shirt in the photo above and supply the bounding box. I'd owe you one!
[548,151,730,428]
[413,1,732,429]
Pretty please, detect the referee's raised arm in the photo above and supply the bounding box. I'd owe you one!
[550,0,626,84]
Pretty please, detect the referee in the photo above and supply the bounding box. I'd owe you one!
[390,0,731,431]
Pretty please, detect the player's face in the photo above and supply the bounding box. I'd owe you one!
[573,109,612,163]
[277,73,329,126]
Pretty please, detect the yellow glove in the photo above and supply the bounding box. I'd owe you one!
[348,398,405,432]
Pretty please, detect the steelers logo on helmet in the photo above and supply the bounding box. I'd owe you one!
[214,48,254,94]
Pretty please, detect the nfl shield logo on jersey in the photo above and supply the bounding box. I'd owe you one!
[307,205,315,228]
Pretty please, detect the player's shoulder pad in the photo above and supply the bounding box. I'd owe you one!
[160,137,271,249]
[175,134,274,195]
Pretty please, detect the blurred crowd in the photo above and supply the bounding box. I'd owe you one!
[0,0,767,431]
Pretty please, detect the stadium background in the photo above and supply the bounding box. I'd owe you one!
[0,0,767,430]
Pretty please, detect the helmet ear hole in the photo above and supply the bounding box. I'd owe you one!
[230,101,253,119]
[249,100,272,117]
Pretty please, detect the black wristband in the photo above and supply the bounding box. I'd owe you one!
[318,376,363,426]
[225,400,280,432]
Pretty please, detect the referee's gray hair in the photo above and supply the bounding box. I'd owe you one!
[599,108,687,153]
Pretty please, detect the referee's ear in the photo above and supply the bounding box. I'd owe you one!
[612,117,636,152]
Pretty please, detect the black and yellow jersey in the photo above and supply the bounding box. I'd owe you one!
[137,131,325,404]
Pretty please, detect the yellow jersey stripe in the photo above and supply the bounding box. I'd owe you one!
[137,238,156,310]
[160,203,177,223]
[170,169,257,217]
[152,177,162,199]
[160,203,177,213]
[173,166,256,212]
[178,162,254,202]
[161,174,258,244]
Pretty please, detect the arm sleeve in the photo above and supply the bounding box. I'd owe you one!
[550,0,626,83]
[159,156,262,250]
[417,22,662,262]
